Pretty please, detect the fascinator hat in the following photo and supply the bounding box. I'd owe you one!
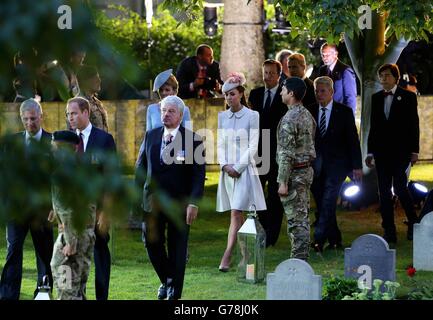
[222,72,247,93]
[153,69,173,92]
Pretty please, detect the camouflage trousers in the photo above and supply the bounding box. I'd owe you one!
[279,167,314,261]
[50,229,95,300]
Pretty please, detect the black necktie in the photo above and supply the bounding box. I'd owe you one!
[319,107,327,137]
[264,89,272,111]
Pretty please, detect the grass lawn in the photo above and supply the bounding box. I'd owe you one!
[1,163,433,300]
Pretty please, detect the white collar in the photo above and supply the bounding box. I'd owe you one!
[319,100,333,111]
[228,105,247,119]
[26,128,42,142]
[385,85,398,94]
[265,84,279,94]
[77,122,92,138]
[163,125,180,140]
[328,60,337,72]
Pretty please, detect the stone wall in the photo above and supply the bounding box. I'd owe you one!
[0,98,226,168]
[1,96,432,167]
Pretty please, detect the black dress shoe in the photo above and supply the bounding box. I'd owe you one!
[157,284,167,300]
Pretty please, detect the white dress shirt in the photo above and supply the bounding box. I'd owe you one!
[263,85,279,108]
[25,128,42,145]
[384,85,397,119]
[318,100,333,131]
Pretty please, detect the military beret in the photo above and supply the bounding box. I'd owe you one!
[153,69,173,92]
[52,130,80,145]
[283,76,306,93]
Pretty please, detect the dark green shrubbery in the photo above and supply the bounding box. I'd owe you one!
[322,276,360,300]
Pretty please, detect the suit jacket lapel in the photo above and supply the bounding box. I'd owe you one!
[86,127,96,152]
[388,87,402,120]
[326,103,337,136]
[152,127,164,168]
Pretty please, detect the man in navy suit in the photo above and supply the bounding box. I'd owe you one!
[319,43,357,115]
[0,98,54,300]
[135,95,205,300]
[310,77,362,252]
[366,64,419,243]
[248,59,287,247]
[176,44,223,99]
[66,97,116,300]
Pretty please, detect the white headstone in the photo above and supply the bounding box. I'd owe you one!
[266,258,322,300]
[414,211,433,271]
[344,234,396,290]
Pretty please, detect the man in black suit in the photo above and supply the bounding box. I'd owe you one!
[176,44,223,99]
[0,98,54,300]
[66,97,116,300]
[135,95,205,300]
[287,53,317,113]
[248,59,287,247]
[366,64,419,243]
[310,76,362,252]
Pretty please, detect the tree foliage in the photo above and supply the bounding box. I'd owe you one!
[95,5,222,86]
[163,0,433,44]
[0,0,139,101]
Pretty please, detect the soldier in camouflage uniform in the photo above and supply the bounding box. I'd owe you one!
[77,65,108,132]
[49,131,96,300]
[276,77,316,261]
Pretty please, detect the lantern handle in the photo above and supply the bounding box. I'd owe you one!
[248,204,257,218]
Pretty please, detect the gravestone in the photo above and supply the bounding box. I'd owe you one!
[414,211,433,271]
[344,234,396,289]
[266,258,322,300]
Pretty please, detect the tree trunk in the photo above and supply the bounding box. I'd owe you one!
[344,11,409,206]
[220,0,264,89]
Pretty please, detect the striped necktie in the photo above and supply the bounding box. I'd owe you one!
[319,107,327,137]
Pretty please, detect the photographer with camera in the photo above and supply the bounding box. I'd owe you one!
[176,44,223,99]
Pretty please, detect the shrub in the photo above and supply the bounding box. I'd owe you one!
[343,279,400,300]
[322,276,360,300]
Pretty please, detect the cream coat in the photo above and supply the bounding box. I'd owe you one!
[216,106,266,212]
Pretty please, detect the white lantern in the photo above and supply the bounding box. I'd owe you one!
[237,205,266,283]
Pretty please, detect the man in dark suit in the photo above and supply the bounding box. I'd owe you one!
[135,95,205,300]
[176,44,223,99]
[0,98,54,300]
[310,76,362,252]
[366,64,419,243]
[66,97,116,300]
[319,43,357,115]
[248,59,287,247]
[287,53,317,113]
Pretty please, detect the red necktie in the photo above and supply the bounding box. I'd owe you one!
[77,133,84,153]
[383,91,393,97]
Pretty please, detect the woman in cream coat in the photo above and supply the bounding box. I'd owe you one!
[216,72,266,271]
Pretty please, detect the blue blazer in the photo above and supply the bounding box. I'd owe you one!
[320,60,357,115]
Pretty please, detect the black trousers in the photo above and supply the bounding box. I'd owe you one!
[375,157,418,235]
[143,211,189,300]
[94,229,111,300]
[257,165,285,247]
[0,217,53,300]
[311,169,346,246]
